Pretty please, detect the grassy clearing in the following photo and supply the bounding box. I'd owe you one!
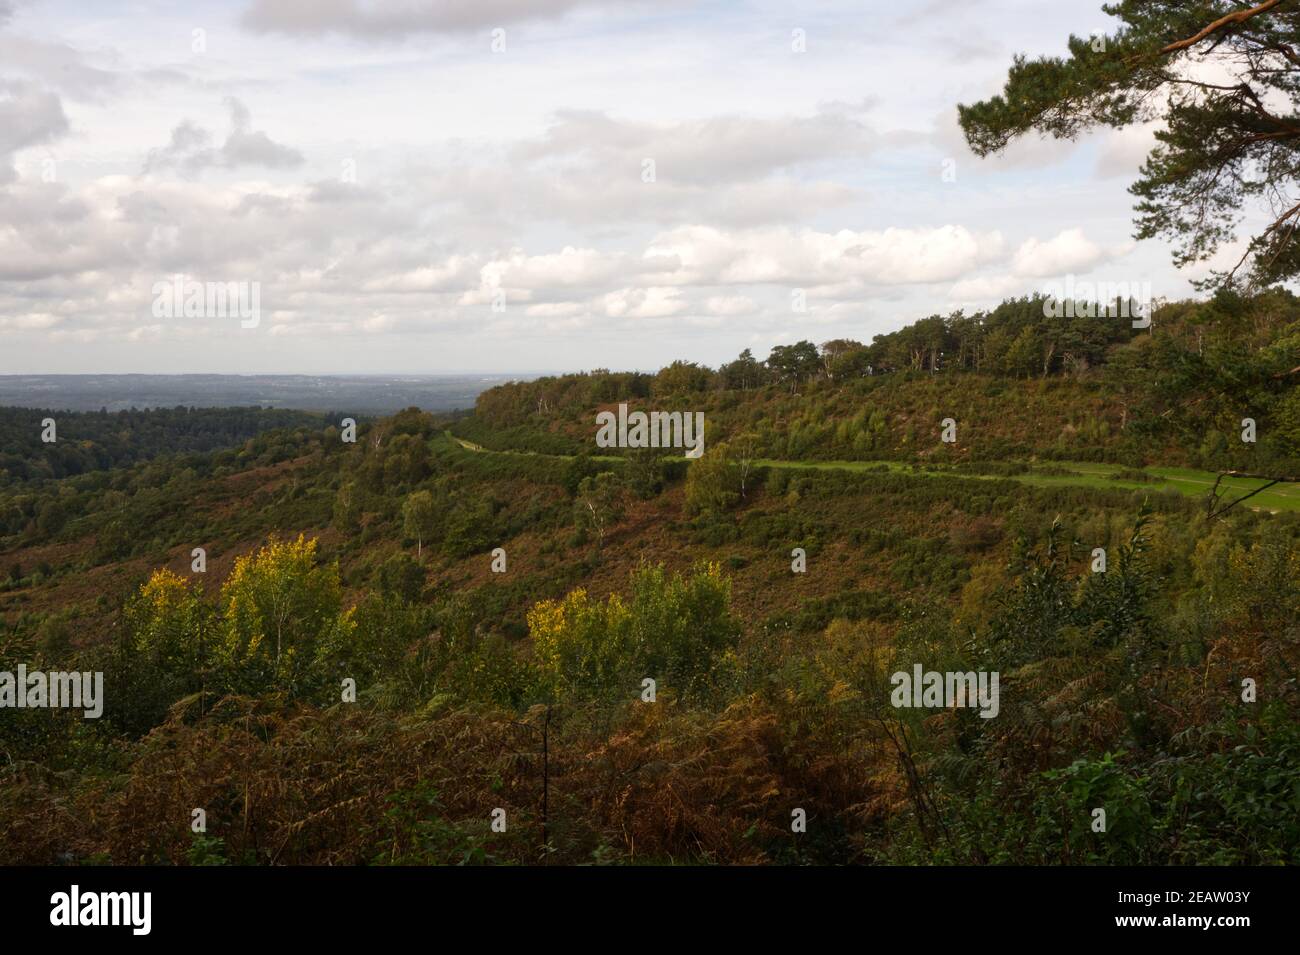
[755,457,1300,513]
[445,432,622,463]
[449,431,1298,514]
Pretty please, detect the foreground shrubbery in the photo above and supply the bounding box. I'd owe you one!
[1,507,1296,865]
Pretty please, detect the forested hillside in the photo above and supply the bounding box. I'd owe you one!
[0,406,323,489]
[460,290,1300,478]
[1,291,1296,866]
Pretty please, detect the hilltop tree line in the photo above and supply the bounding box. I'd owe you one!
[478,290,1299,425]
[466,290,1299,479]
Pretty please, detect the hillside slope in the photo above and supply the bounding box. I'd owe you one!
[1,293,1297,866]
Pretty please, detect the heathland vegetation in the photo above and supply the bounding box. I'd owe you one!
[1,288,1296,865]
[5,0,1300,866]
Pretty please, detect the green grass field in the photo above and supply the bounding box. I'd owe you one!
[754,457,1300,513]
[446,431,1297,514]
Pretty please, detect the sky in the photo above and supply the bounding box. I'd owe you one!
[0,0,1259,375]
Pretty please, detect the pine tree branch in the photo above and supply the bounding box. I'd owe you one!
[1159,0,1289,57]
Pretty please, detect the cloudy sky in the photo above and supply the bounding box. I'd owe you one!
[0,0,1246,375]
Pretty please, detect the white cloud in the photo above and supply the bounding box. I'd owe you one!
[0,0,1202,374]
[600,286,686,319]
[0,78,67,180]
[143,99,303,175]
[1095,122,1161,179]
[513,108,884,185]
[1011,228,1129,277]
[0,310,61,329]
[645,224,1005,287]
[240,0,687,38]
[704,295,756,316]
[946,274,1029,303]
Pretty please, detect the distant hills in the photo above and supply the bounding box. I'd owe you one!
[0,374,525,414]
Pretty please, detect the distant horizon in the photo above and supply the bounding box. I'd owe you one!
[0,371,556,379]
[0,372,530,415]
[0,0,1240,376]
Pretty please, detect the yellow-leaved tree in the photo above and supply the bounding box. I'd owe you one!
[125,568,206,668]
[113,567,211,731]
[528,562,740,703]
[217,535,346,693]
